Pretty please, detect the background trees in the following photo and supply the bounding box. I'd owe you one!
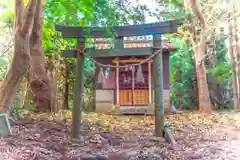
[0,0,240,113]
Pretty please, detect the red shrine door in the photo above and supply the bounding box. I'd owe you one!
[119,63,149,106]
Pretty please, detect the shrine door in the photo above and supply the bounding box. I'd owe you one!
[119,64,149,106]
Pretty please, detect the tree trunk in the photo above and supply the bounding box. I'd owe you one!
[228,15,238,110]
[194,44,212,113]
[29,0,52,112]
[196,63,212,112]
[48,67,56,112]
[232,4,240,111]
[0,0,37,112]
[21,73,30,108]
[185,0,212,113]
[63,62,70,109]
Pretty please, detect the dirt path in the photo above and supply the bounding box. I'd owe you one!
[170,112,240,159]
[0,111,240,159]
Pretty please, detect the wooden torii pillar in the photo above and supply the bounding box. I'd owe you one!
[72,38,85,139]
[153,34,164,137]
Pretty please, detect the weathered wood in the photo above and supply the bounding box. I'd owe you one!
[72,39,85,140]
[63,47,153,58]
[153,34,164,137]
[95,39,153,44]
[55,20,182,38]
[132,65,135,105]
[112,59,152,63]
[148,61,152,104]
[116,58,120,104]
[87,38,171,49]
[115,37,124,49]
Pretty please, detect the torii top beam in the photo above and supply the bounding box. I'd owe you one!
[55,19,182,38]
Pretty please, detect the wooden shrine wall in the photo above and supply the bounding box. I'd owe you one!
[95,51,171,114]
[95,51,170,90]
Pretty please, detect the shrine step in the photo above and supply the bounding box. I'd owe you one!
[120,106,148,115]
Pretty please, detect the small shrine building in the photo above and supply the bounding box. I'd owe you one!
[94,37,175,114]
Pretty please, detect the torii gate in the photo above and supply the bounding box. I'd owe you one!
[55,19,182,142]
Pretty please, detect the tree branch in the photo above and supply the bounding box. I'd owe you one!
[14,0,24,27]
[30,0,42,44]
[189,0,206,30]
[0,43,14,57]
[183,22,197,45]
[21,0,37,36]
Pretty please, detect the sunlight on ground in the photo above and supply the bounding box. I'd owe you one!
[32,110,240,132]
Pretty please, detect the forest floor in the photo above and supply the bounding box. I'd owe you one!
[0,111,240,160]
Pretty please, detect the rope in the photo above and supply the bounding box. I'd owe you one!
[78,47,164,68]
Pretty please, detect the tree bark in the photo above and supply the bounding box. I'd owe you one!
[48,67,56,112]
[231,3,240,111]
[0,0,37,112]
[21,73,30,108]
[185,0,212,113]
[63,62,70,110]
[228,14,239,111]
[192,43,212,113]
[29,0,52,112]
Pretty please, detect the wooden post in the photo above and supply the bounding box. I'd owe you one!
[116,59,119,104]
[132,66,135,105]
[148,61,152,104]
[153,34,164,137]
[115,37,124,105]
[72,38,85,140]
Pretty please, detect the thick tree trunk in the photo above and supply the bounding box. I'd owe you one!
[0,0,37,112]
[29,0,52,112]
[228,15,239,110]
[194,44,212,113]
[196,63,212,112]
[185,0,212,113]
[63,62,70,109]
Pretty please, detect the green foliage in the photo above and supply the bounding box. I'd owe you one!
[0,0,235,112]
[207,32,231,83]
[0,56,9,80]
[42,0,148,111]
[206,31,233,109]
[207,62,231,82]
[170,38,197,109]
[0,9,13,27]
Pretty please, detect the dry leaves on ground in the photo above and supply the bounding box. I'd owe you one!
[0,111,240,159]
